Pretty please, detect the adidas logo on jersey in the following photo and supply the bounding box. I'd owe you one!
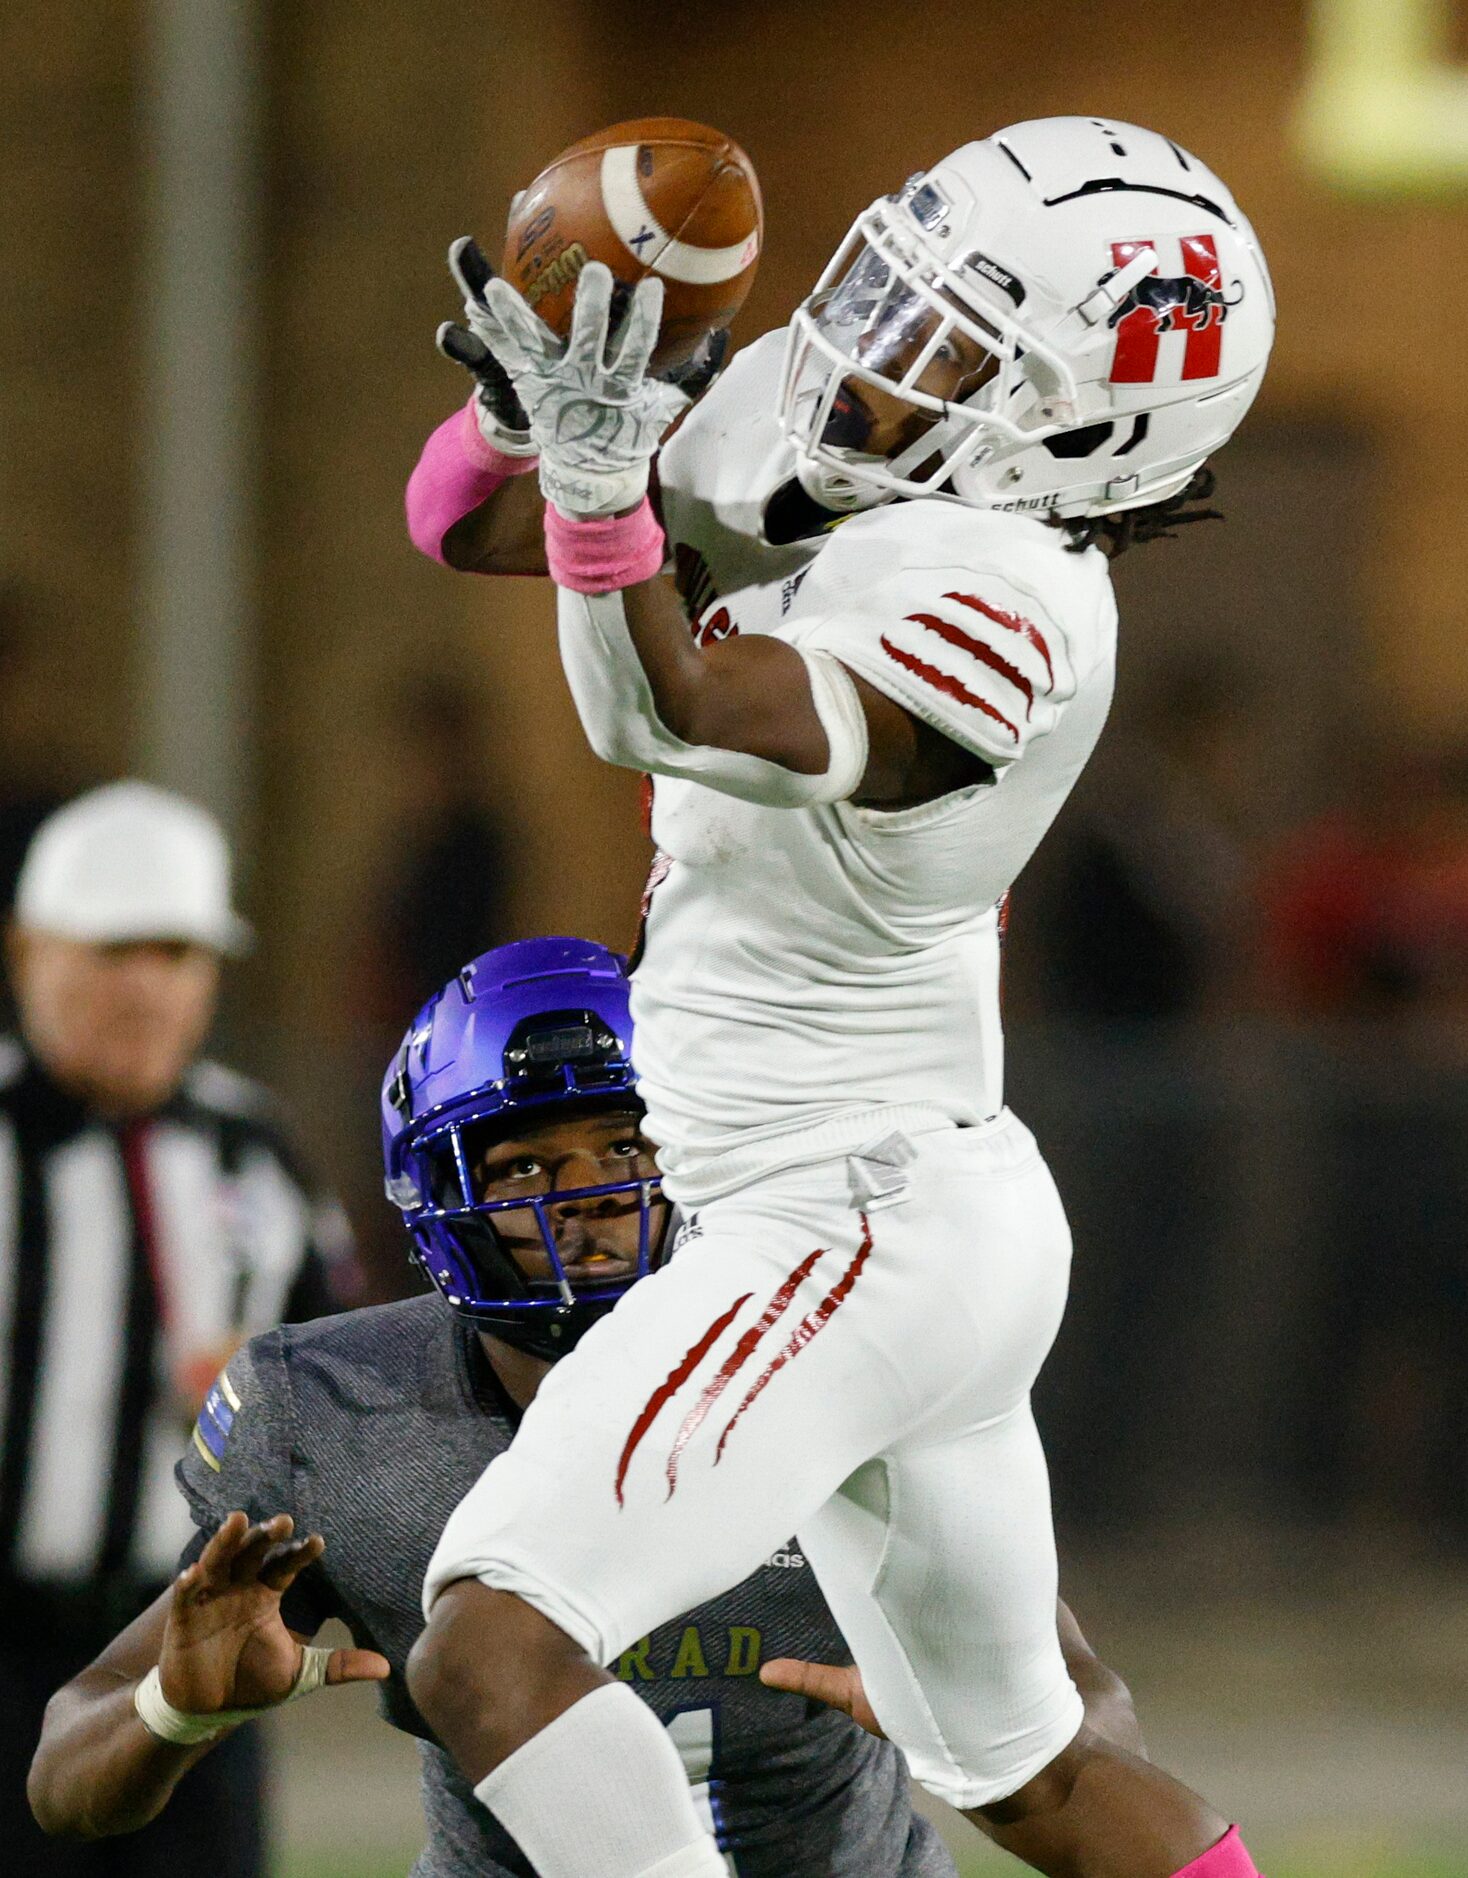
[764,1547,806,1569]
[671,1216,704,1255]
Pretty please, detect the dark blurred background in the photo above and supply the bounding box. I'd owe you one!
[4,2,1467,1871]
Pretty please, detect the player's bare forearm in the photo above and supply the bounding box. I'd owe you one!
[619,575,832,772]
[27,1595,216,1838]
[442,473,547,575]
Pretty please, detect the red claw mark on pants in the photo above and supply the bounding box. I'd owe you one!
[615,1292,752,1507]
[714,1215,874,1466]
[615,1218,876,1506]
[664,1245,829,1499]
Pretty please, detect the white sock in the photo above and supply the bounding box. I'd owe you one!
[473,1683,727,1878]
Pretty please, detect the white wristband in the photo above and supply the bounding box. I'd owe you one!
[133,1647,334,1745]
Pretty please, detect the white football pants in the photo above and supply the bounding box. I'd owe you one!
[424,1110,1085,1807]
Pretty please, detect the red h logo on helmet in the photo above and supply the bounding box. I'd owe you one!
[1107,235,1229,385]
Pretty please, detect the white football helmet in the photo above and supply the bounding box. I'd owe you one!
[779,116,1274,518]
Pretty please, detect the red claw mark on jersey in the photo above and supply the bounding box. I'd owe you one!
[673,543,740,646]
[674,542,718,619]
[997,888,1012,1010]
[906,612,1035,718]
[615,1292,752,1507]
[880,637,1020,743]
[713,1216,875,1466]
[694,604,738,647]
[664,1244,829,1499]
[629,847,674,972]
[639,850,673,925]
[943,593,1055,692]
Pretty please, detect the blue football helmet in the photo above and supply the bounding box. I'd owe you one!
[382,936,670,1360]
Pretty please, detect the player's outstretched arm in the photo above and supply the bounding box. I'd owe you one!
[468,261,989,809]
[27,1511,387,1839]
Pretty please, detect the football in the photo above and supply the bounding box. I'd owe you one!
[501,117,763,372]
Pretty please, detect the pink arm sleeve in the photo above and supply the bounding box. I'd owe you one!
[404,400,537,568]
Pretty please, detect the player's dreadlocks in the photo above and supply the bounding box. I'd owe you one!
[1058,466,1222,558]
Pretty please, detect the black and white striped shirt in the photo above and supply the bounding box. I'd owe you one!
[0,1037,353,1602]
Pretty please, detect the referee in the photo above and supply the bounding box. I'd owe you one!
[0,781,356,1876]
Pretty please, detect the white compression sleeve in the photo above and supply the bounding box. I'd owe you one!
[473,1683,728,1878]
[556,587,869,807]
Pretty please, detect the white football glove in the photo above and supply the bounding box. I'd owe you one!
[473,261,688,518]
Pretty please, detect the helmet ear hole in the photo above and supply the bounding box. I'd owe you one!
[1042,420,1114,459]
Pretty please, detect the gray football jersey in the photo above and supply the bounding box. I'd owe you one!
[175,1297,954,1878]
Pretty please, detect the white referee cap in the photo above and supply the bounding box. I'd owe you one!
[14,781,252,955]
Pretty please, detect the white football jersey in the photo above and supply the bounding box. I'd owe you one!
[637,330,1118,1206]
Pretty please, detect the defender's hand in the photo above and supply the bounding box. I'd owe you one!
[158,1512,388,1716]
[473,261,688,517]
[759,1657,886,1737]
